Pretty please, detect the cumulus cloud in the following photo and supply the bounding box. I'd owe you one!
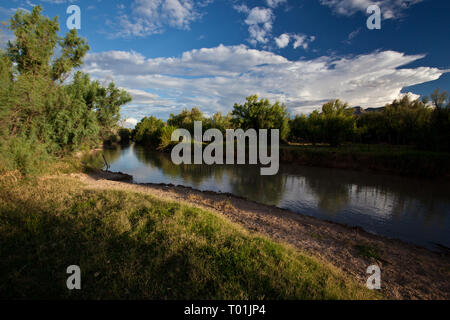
[275,33,290,48]
[82,45,446,120]
[320,0,423,19]
[110,0,212,37]
[292,34,315,50]
[123,118,138,128]
[274,33,316,50]
[234,6,274,46]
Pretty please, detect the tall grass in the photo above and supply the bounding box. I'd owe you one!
[0,175,380,299]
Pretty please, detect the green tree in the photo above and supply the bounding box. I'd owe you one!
[0,6,132,173]
[205,112,234,133]
[95,82,132,140]
[134,116,165,146]
[320,99,355,146]
[167,107,205,134]
[429,88,450,151]
[231,95,290,141]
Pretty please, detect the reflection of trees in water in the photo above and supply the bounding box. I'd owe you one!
[134,144,287,204]
[303,173,350,214]
[103,146,123,164]
[349,178,449,229]
[107,145,450,229]
[389,195,448,229]
[228,166,287,205]
[133,145,227,187]
[290,165,450,226]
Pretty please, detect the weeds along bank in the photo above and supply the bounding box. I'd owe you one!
[0,172,379,299]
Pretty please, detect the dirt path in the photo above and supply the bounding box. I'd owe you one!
[68,170,450,300]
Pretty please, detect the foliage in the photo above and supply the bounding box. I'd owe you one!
[204,112,234,133]
[290,100,355,146]
[134,116,165,146]
[167,107,205,134]
[0,6,131,174]
[157,125,177,151]
[231,95,290,141]
[289,92,450,151]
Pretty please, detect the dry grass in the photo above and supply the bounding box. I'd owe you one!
[0,174,380,299]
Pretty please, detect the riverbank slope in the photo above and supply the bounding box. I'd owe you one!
[86,170,450,299]
[0,170,378,300]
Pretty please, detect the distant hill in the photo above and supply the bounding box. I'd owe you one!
[351,106,385,115]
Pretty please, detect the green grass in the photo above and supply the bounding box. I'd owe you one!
[0,174,380,300]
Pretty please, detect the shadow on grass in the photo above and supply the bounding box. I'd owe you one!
[0,177,378,300]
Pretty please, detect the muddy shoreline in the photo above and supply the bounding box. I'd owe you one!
[74,170,450,299]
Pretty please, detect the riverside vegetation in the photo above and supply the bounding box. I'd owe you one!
[0,5,380,300]
[0,6,446,299]
[131,95,450,178]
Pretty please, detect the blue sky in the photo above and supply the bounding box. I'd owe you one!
[1,0,449,126]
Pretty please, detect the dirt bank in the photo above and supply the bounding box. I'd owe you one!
[69,170,450,300]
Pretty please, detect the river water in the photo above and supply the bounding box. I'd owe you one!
[103,144,450,250]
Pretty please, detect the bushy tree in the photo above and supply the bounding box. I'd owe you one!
[429,89,450,151]
[289,100,354,146]
[231,95,290,141]
[205,112,234,133]
[134,116,165,146]
[0,6,132,173]
[320,99,355,146]
[167,107,205,134]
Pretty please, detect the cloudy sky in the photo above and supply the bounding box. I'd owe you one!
[1,0,449,126]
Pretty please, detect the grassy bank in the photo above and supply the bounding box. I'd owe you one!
[0,169,379,299]
[280,144,450,178]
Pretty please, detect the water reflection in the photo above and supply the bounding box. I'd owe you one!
[103,144,450,250]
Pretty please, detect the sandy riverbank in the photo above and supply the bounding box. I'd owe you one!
[69,170,450,299]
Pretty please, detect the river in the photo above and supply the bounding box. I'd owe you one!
[103,144,450,250]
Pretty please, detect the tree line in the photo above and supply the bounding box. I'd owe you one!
[132,91,450,152]
[131,94,290,151]
[0,6,131,174]
[290,92,449,150]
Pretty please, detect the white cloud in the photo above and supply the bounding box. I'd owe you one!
[275,33,290,48]
[320,0,423,19]
[347,28,361,41]
[242,7,274,45]
[233,4,249,14]
[123,118,138,128]
[266,0,287,8]
[111,0,212,37]
[292,34,315,50]
[82,45,446,120]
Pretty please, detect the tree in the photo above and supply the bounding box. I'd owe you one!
[133,116,164,146]
[205,112,233,133]
[429,88,450,151]
[167,107,205,134]
[231,95,290,141]
[0,5,132,173]
[95,81,132,140]
[320,99,355,146]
